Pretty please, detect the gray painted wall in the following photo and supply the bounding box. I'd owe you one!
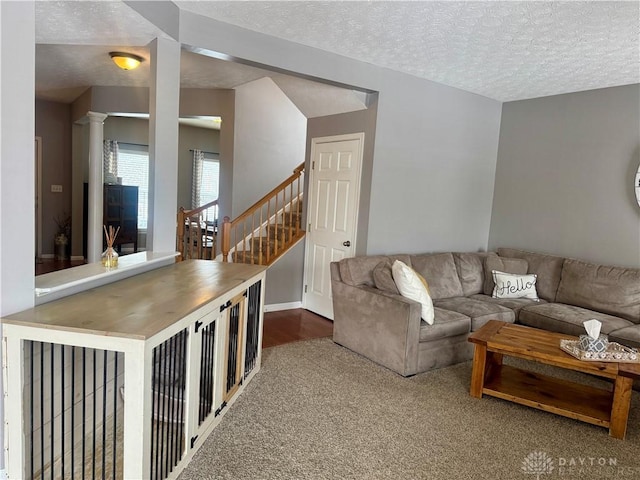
[103,116,219,210]
[176,125,220,210]
[90,86,150,119]
[232,77,307,304]
[103,116,149,147]
[178,11,504,257]
[180,88,235,221]
[266,89,379,306]
[36,100,72,256]
[232,77,307,217]
[66,117,218,254]
[306,102,378,256]
[489,84,640,267]
[265,240,305,305]
[369,75,503,254]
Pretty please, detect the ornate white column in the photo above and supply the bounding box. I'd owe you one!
[87,111,108,263]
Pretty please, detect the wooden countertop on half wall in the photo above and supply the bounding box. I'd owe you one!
[4,260,266,340]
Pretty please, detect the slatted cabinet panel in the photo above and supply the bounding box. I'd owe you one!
[150,329,188,480]
[244,280,262,378]
[3,261,266,480]
[223,293,246,403]
[186,280,265,454]
[23,343,124,480]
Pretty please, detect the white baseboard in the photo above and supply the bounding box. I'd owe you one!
[264,301,302,313]
[70,255,85,261]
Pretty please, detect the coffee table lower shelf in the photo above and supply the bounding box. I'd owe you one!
[469,321,638,439]
[483,364,613,428]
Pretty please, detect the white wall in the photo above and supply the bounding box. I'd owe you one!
[489,84,640,266]
[147,37,181,253]
[1,3,36,474]
[232,77,307,217]
[1,2,35,315]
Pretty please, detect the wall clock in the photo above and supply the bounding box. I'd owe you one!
[636,163,640,207]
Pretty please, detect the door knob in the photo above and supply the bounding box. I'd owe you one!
[342,241,351,247]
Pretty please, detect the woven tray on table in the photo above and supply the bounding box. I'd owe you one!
[560,339,640,363]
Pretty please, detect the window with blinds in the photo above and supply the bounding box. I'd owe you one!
[118,144,149,229]
[201,153,220,221]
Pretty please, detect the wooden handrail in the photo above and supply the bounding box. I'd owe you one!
[230,163,304,226]
[177,162,305,266]
[180,198,219,218]
[222,162,305,265]
[176,199,219,261]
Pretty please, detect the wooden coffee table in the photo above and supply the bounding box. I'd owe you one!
[468,320,640,439]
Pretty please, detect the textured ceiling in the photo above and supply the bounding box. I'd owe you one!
[34,2,367,118]
[177,0,640,101]
[181,51,368,117]
[36,1,169,45]
[35,1,640,107]
[35,44,151,103]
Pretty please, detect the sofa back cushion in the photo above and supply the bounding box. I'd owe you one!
[453,252,490,296]
[338,255,388,286]
[497,248,565,302]
[556,259,640,323]
[483,253,528,296]
[373,260,399,294]
[410,253,463,300]
[338,254,411,287]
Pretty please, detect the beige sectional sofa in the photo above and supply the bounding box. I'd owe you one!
[330,248,640,376]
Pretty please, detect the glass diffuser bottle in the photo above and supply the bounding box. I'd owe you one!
[102,225,120,268]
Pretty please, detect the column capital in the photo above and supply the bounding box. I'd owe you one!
[87,111,108,123]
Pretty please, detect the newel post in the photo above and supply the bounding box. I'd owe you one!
[221,216,231,262]
[176,207,186,262]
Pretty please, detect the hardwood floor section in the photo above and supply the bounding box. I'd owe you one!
[262,308,333,349]
[34,260,331,349]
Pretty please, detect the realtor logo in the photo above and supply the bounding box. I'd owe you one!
[522,451,555,479]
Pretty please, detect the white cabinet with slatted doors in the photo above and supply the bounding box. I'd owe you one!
[2,260,266,480]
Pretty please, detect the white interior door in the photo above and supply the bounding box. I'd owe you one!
[303,133,364,319]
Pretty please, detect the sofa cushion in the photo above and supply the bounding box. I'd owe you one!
[555,259,640,324]
[373,260,399,294]
[433,297,515,331]
[608,325,640,349]
[392,260,435,324]
[518,303,634,337]
[483,253,528,296]
[453,252,490,296]
[492,271,539,301]
[497,248,565,302]
[410,253,464,300]
[339,254,411,287]
[470,294,547,321]
[419,307,471,342]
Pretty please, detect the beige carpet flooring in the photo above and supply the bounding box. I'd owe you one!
[178,338,640,480]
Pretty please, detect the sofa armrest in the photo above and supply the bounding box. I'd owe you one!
[331,278,422,376]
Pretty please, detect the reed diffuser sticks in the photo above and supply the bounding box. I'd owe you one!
[102,225,120,267]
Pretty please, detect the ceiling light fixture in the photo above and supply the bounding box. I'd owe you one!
[109,52,143,71]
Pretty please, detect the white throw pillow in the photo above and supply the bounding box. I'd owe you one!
[391,260,435,325]
[492,270,539,301]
